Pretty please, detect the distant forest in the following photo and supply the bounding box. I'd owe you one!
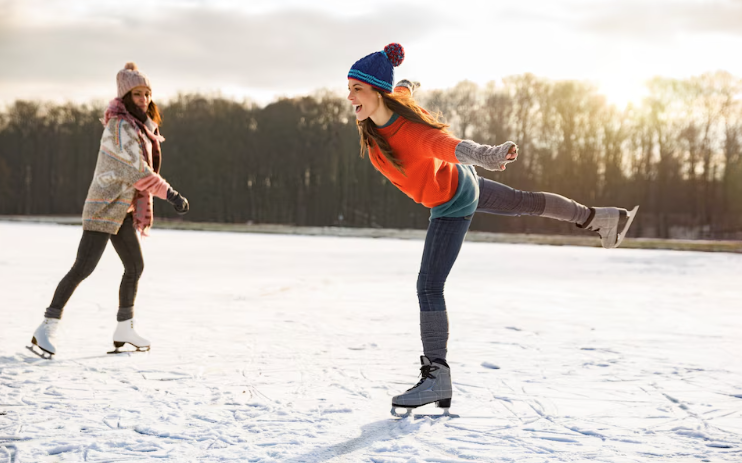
[1,72,741,239]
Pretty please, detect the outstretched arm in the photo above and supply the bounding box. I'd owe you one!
[455,140,519,171]
[395,79,420,95]
[393,79,518,169]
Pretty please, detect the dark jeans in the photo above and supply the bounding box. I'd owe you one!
[45,214,144,320]
[417,178,544,312]
[417,216,473,312]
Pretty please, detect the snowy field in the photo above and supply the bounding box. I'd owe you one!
[1,221,741,463]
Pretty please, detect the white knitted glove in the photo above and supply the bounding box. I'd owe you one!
[395,79,421,95]
[455,140,518,171]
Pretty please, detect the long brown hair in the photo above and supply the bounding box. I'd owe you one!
[122,91,163,126]
[357,89,449,173]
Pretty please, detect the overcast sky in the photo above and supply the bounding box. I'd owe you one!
[2,0,742,107]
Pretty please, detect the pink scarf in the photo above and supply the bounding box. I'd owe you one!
[102,98,165,236]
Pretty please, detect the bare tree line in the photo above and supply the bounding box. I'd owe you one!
[1,72,740,239]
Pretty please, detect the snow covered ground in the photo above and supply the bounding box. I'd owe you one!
[1,221,741,462]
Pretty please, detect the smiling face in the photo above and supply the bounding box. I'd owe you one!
[130,86,152,113]
[347,79,384,121]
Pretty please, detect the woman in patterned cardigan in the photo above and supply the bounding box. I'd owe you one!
[28,63,189,359]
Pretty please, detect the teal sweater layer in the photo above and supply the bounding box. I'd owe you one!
[430,164,479,219]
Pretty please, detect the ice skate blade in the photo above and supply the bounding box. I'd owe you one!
[391,400,457,419]
[26,345,53,360]
[107,347,150,354]
[390,406,412,418]
[391,406,458,419]
[108,342,150,355]
[413,409,459,419]
[615,205,639,248]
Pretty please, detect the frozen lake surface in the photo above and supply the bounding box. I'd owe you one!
[1,222,740,462]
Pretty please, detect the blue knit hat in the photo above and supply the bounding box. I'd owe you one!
[348,43,405,93]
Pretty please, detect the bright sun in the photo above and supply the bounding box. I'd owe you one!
[598,77,649,109]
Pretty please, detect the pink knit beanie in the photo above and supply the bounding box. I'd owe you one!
[116,62,151,98]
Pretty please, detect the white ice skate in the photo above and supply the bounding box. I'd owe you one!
[27,318,60,359]
[109,318,151,354]
[391,356,458,419]
[579,205,639,249]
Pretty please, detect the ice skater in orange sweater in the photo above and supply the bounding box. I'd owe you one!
[347,43,638,417]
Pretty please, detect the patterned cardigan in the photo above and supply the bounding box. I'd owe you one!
[82,117,160,234]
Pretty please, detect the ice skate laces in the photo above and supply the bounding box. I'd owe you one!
[407,364,439,391]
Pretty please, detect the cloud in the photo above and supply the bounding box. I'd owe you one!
[3,0,740,104]
[504,0,742,41]
[578,0,742,40]
[0,0,450,98]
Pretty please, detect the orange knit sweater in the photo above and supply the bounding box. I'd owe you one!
[370,116,463,208]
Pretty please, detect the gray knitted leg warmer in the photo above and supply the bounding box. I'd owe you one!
[542,193,591,225]
[117,306,134,322]
[420,311,449,362]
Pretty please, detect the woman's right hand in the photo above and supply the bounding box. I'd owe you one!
[173,195,189,215]
[501,144,518,170]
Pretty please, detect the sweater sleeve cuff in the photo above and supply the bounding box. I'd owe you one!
[134,174,170,199]
[455,140,516,171]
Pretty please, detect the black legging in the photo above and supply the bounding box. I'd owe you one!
[45,214,144,321]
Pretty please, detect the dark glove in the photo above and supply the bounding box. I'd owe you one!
[166,187,189,215]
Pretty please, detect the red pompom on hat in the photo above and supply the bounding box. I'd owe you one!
[384,43,405,67]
